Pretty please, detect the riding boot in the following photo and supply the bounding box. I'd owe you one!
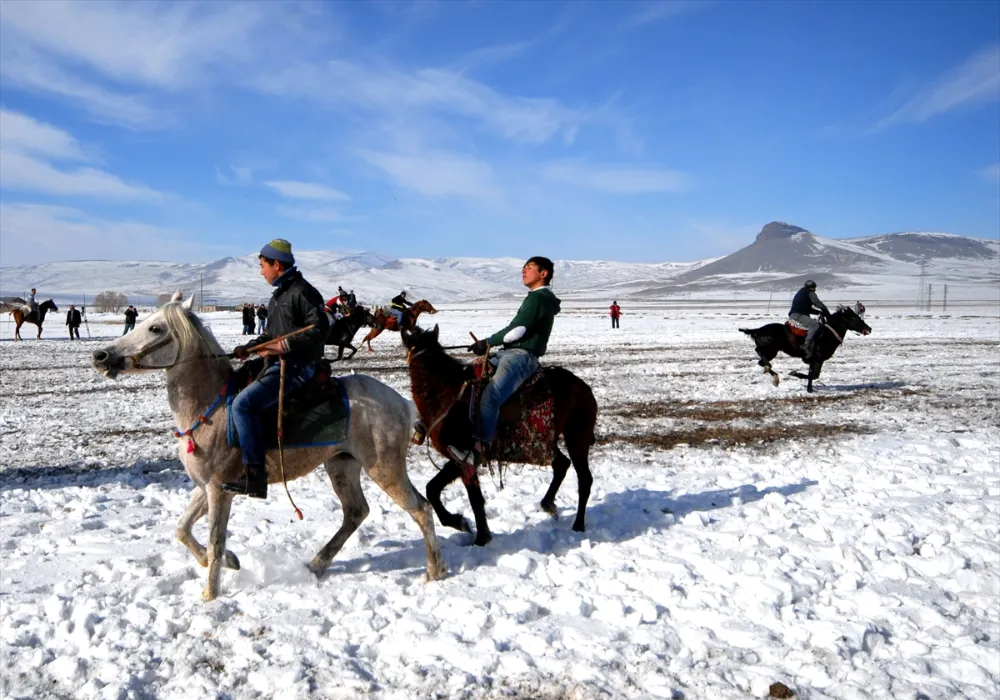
[221,463,268,499]
[447,442,484,469]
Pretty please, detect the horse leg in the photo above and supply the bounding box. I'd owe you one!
[540,446,570,519]
[36,323,42,340]
[426,460,472,534]
[462,465,492,546]
[345,344,357,360]
[365,455,447,581]
[308,455,369,577]
[362,327,381,351]
[565,433,594,533]
[756,346,780,387]
[176,487,240,570]
[201,487,236,602]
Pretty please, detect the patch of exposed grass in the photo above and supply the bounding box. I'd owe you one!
[598,422,871,450]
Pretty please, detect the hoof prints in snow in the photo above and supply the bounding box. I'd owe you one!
[1,307,998,700]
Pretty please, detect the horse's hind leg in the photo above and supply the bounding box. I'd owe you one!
[177,487,239,570]
[565,433,594,533]
[756,347,780,387]
[366,456,447,581]
[308,455,369,577]
[426,460,472,534]
[202,488,236,602]
[540,446,570,519]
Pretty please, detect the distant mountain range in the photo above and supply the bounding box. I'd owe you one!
[2,222,997,304]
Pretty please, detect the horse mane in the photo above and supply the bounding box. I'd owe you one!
[413,335,467,387]
[161,302,225,358]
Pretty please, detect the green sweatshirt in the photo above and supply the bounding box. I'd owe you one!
[488,287,561,356]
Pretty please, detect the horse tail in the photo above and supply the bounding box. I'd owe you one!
[738,327,757,337]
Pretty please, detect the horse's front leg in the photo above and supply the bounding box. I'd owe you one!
[177,487,240,570]
[426,460,473,534]
[460,463,492,547]
[202,487,236,601]
[362,327,380,351]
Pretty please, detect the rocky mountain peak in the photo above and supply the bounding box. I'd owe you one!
[755,221,809,242]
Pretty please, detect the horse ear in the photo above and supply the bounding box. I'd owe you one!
[182,294,196,311]
[432,324,439,340]
[170,290,183,303]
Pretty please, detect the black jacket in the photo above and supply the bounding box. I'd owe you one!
[66,309,82,326]
[391,294,412,310]
[789,287,829,316]
[250,267,329,365]
[124,308,138,323]
[256,306,267,320]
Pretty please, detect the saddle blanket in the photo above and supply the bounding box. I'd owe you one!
[227,360,350,450]
[785,319,809,336]
[485,369,556,466]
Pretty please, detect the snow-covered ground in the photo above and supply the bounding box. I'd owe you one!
[1,303,998,699]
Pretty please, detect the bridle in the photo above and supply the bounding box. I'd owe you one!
[126,333,231,371]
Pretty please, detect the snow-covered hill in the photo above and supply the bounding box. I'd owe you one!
[1,224,996,305]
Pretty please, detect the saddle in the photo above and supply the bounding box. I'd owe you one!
[228,358,350,449]
[444,362,556,466]
[785,319,809,337]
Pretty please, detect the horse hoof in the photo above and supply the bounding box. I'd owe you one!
[540,501,559,519]
[474,532,493,547]
[572,522,586,533]
[425,564,448,582]
[771,375,780,387]
[223,551,241,571]
[200,586,218,602]
[307,560,329,579]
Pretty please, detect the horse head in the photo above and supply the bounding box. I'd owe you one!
[835,305,872,336]
[413,300,438,316]
[92,291,218,378]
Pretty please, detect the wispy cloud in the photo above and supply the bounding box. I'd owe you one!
[276,205,358,223]
[216,165,255,186]
[620,1,708,31]
[359,149,500,199]
[979,163,1000,183]
[256,60,581,145]
[265,180,350,201]
[541,161,688,194]
[0,109,162,201]
[0,108,86,160]
[876,45,1000,128]
[0,203,189,265]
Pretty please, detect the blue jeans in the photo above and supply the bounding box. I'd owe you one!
[390,308,404,324]
[477,349,539,445]
[231,360,315,465]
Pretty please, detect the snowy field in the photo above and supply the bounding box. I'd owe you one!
[1,303,998,700]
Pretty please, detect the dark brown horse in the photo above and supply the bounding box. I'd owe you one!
[325,303,378,361]
[362,299,437,351]
[10,299,58,340]
[739,305,872,392]
[402,325,597,546]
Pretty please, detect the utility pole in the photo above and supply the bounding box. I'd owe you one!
[943,284,948,312]
[200,274,204,312]
[917,259,928,311]
[766,290,773,314]
[926,284,932,312]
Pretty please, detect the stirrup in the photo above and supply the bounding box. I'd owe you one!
[447,444,482,468]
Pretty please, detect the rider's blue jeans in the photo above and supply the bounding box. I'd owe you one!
[477,348,539,446]
[231,359,314,465]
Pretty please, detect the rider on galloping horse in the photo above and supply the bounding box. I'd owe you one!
[390,291,413,326]
[789,279,830,361]
[222,238,330,499]
[448,256,560,469]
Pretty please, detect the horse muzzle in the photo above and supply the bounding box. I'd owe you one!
[91,349,127,378]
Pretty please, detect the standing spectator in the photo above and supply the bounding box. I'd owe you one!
[241,303,255,335]
[609,301,622,329]
[854,301,866,318]
[347,289,357,307]
[66,304,82,340]
[123,305,138,334]
[256,303,268,334]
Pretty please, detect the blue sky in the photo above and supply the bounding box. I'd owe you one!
[0,0,997,267]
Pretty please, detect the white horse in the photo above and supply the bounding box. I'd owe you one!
[91,291,446,601]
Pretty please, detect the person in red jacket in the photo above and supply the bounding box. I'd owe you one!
[609,301,621,329]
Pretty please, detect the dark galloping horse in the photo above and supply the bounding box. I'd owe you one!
[740,306,872,392]
[325,304,377,361]
[403,325,597,546]
[10,299,58,341]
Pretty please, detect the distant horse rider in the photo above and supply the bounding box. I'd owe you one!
[390,290,412,326]
[788,279,830,361]
[27,288,38,316]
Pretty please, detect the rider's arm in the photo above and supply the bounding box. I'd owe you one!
[273,292,330,355]
[809,291,829,315]
[488,295,541,347]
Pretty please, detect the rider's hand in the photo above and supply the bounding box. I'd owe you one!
[232,344,250,360]
[468,339,489,356]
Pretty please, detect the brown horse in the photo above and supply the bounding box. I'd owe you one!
[362,299,437,351]
[10,299,58,340]
[402,325,597,546]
